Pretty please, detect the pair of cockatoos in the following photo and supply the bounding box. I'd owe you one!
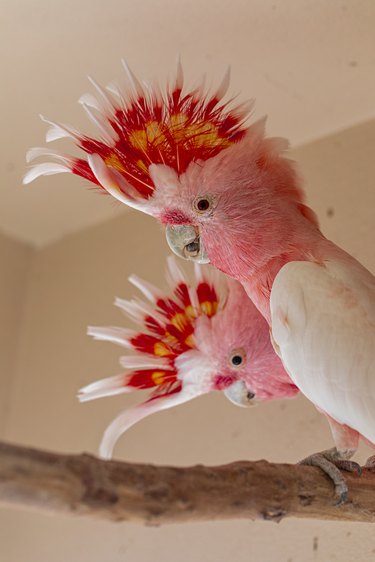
[25,61,375,502]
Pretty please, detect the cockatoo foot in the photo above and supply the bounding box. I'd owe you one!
[299,447,360,506]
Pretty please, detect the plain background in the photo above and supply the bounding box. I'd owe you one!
[1,1,375,560]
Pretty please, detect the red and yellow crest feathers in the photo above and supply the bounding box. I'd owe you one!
[114,260,224,394]
[123,368,181,394]
[78,259,230,456]
[76,63,249,199]
[25,62,251,200]
[129,282,220,364]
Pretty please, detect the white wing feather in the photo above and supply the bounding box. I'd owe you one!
[270,258,375,443]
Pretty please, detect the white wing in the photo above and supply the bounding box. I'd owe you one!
[270,258,375,443]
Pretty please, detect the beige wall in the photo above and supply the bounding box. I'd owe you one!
[1,120,375,561]
[0,230,33,436]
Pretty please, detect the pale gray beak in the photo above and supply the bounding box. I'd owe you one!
[224,380,256,408]
[165,225,210,264]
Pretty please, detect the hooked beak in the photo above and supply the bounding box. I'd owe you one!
[224,380,256,408]
[165,225,210,264]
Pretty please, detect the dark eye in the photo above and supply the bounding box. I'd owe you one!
[231,355,243,366]
[229,348,246,369]
[197,198,210,211]
[193,196,212,214]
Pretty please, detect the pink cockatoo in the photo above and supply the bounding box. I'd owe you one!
[80,256,297,458]
[25,62,375,500]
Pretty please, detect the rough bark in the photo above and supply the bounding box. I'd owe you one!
[0,441,374,524]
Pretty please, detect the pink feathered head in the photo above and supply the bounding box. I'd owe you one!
[81,256,297,458]
[25,62,312,279]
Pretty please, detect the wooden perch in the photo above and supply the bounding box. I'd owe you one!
[0,441,375,524]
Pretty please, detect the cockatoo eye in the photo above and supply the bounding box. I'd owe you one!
[229,348,246,368]
[231,355,243,366]
[193,195,212,214]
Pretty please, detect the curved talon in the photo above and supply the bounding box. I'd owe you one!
[336,490,348,507]
[334,459,362,476]
[299,453,349,505]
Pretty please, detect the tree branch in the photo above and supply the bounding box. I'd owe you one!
[0,441,374,524]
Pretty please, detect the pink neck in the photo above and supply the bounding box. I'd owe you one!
[241,226,330,324]
[241,255,295,324]
[206,198,338,324]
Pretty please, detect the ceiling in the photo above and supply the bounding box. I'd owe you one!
[2,0,375,247]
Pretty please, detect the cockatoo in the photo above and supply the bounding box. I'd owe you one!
[80,256,297,459]
[25,62,375,500]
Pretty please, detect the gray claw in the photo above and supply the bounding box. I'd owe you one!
[299,452,349,505]
[334,459,362,476]
[336,490,348,507]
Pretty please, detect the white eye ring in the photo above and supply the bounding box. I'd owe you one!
[193,195,213,214]
[229,348,246,369]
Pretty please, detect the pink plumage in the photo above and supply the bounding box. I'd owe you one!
[25,63,375,480]
[80,257,297,458]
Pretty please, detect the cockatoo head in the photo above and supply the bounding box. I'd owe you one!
[80,256,297,458]
[25,62,315,281]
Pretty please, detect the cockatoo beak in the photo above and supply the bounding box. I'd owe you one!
[224,380,256,408]
[165,225,210,264]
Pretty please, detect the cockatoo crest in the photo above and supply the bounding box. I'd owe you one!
[24,61,253,214]
[80,256,234,457]
[81,256,228,402]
